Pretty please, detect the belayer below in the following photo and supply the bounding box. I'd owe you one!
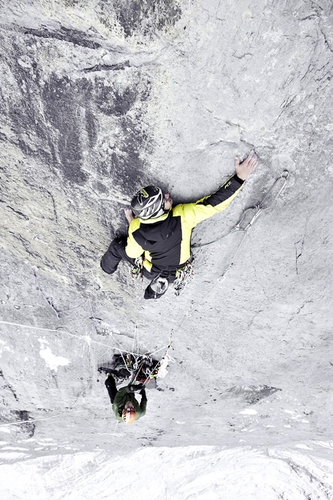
[101,150,259,299]
[105,374,147,425]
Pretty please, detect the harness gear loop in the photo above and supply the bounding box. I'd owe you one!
[173,259,194,295]
[131,256,144,280]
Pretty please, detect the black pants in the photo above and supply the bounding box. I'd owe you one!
[105,374,117,404]
[100,237,136,275]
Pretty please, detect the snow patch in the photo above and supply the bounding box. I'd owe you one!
[239,409,258,415]
[0,339,13,354]
[0,428,11,434]
[295,444,313,450]
[39,344,70,372]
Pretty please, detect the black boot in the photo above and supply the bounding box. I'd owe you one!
[144,276,169,300]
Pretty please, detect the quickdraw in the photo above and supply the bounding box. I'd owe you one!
[130,256,144,280]
[173,259,194,296]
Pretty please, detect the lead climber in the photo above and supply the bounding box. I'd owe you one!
[100,150,259,299]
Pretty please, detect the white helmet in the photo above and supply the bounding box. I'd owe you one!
[131,186,164,220]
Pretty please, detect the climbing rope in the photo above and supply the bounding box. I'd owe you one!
[168,170,290,329]
[0,172,289,429]
[0,319,173,428]
[193,170,289,248]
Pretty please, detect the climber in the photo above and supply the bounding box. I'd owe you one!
[100,150,259,299]
[105,373,147,424]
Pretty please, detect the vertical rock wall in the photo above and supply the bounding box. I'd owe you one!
[0,1,169,293]
[0,0,333,467]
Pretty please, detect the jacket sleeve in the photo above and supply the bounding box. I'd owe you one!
[125,219,145,259]
[174,174,244,229]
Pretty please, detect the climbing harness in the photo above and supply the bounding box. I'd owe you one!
[129,338,175,387]
[130,256,144,280]
[173,259,194,296]
[98,337,175,388]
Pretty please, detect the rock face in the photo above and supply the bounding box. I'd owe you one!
[0,1,168,293]
[0,0,333,495]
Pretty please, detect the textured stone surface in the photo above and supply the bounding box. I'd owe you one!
[0,0,333,494]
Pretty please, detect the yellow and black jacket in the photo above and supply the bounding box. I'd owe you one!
[125,174,244,275]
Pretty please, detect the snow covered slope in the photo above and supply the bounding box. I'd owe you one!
[1,444,333,499]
